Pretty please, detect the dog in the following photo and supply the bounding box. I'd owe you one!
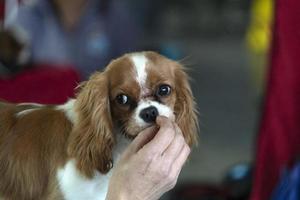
[0,51,198,200]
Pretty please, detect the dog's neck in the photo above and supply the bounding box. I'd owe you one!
[56,99,131,199]
[56,99,78,124]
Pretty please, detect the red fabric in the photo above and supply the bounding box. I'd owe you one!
[0,65,80,104]
[250,0,300,199]
[0,0,4,22]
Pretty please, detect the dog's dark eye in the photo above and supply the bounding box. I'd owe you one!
[116,94,130,105]
[156,84,172,97]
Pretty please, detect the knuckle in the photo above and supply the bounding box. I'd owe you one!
[166,172,176,184]
[177,134,185,144]
[163,120,174,129]
[185,144,191,153]
[159,166,170,178]
[143,148,158,159]
[166,176,177,190]
[175,123,182,133]
[166,175,173,184]
[169,179,177,189]
[166,126,176,136]
[164,124,173,132]
[137,151,156,165]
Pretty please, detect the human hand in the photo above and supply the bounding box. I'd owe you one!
[106,116,191,200]
[0,29,29,78]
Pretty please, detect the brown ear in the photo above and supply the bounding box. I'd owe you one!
[68,72,114,177]
[174,65,199,147]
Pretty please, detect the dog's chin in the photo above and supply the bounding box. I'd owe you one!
[122,123,157,139]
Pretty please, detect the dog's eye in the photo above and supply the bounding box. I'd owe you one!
[116,94,129,105]
[157,84,172,97]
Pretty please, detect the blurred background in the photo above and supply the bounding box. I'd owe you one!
[0,0,273,199]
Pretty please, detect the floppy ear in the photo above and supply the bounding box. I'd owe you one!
[174,65,199,147]
[68,72,114,177]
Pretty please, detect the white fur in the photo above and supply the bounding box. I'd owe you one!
[130,53,148,89]
[16,102,43,117]
[18,103,43,107]
[56,99,77,123]
[16,108,41,117]
[135,100,174,127]
[57,135,130,200]
[57,160,110,200]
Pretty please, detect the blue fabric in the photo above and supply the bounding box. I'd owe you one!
[272,163,300,200]
[14,0,139,78]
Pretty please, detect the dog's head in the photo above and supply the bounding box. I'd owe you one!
[68,51,198,176]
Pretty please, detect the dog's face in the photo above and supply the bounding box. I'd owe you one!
[108,52,177,137]
[69,52,198,176]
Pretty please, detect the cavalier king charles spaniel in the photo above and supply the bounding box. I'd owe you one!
[0,51,198,200]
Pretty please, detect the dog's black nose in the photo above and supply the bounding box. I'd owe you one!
[139,106,158,123]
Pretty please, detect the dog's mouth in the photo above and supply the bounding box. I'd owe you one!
[118,120,157,140]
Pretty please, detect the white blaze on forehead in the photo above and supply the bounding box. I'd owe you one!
[134,100,174,127]
[130,53,148,88]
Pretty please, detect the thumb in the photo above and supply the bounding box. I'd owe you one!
[123,126,158,159]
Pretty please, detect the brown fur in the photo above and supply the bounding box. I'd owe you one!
[68,72,115,177]
[0,51,199,199]
[145,52,199,146]
[174,66,199,146]
[0,105,71,199]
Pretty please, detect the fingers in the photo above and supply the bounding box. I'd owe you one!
[145,131,190,191]
[161,124,185,164]
[169,143,191,181]
[142,116,176,155]
[123,126,158,159]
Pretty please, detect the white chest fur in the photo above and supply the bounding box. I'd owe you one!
[56,136,130,200]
